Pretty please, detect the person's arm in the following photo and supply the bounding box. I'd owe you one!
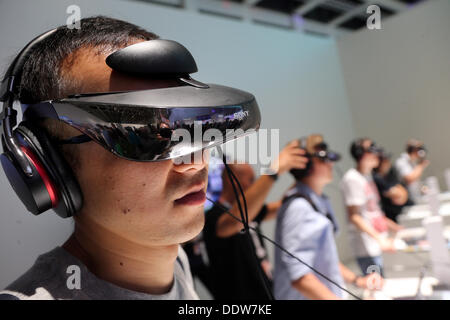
[292,273,340,300]
[385,217,403,233]
[216,141,307,238]
[279,198,337,299]
[339,263,384,290]
[403,160,429,185]
[339,262,359,284]
[263,200,282,221]
[383,184,408,206]
[347,206,395,252]
[216,175,275,238]
[347,205,382,240]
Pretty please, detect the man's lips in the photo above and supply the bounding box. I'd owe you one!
[174,190,206,206]
[174,185,206,206]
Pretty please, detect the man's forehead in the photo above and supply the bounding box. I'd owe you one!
[62,44,180,95]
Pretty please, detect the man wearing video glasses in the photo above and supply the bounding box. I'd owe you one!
[0,16,262,300]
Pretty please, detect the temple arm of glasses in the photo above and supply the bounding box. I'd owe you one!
[57,134,93,145]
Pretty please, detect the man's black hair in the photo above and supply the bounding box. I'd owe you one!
[11,16,159,103]
[290,160,312,181]
[3,16,159,170]
[350,138,370,162]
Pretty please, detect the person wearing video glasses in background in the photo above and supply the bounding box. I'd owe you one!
[341,139,403,277]
[394,139,430,203]
[203,140,308,300]
[373,150,410,223]
[0,17,262,300]
[274,135,376,300]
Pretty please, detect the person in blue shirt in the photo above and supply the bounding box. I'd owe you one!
[274,134,377,300]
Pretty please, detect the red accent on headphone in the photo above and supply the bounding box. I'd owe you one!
[20,146,58,207]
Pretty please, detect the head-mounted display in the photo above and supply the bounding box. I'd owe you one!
[312,142,341,162]
[18,39,261,162]
[366,142,382,155]
[23,84,260,161]
[378,148,392,161]
[0,29,261,217]
[417,147,427,158]
[298,138,341,163]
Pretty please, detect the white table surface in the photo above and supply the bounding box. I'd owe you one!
[364,277,439,300]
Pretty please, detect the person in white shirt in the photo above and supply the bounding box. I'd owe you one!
[395,139,430,203]
[341,138,402,276]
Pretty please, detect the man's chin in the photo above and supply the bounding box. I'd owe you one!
[177,208,205,243]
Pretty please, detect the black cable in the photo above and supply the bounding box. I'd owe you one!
[206,196,362,300]
[221,157,274,300]
[258,229,361,300]
[220,152,273,299]
[223,159,249,225]
[222,157,248,231]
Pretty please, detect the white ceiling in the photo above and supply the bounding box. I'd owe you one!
[134,0,428,38]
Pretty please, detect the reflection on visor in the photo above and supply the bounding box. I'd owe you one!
[23,84,261,161]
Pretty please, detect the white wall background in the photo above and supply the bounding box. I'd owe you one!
[337,0,450,188]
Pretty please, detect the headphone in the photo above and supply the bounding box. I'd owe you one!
[350,138,377,161]
[0,28,83,218]
[407,144,426,158]
[350,139,363,161]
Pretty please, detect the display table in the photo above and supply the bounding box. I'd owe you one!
[398,201,450,228]
[363,277,438,300]
[367,224,450,300]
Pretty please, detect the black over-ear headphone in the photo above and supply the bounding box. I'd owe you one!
[351,138,382,161]
[0,29,83,218]
[407,144,426,155]
[350,138,367,161]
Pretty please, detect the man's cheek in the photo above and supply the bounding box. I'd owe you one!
[116,193,163,215]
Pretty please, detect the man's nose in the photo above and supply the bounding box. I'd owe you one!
[172,150,210,173]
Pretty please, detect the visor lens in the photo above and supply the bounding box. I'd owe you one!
[73,105,259,161]
[26,90,261,161]
[367,145,382,155]
[326,151,341,162]
[314,150,341,162]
